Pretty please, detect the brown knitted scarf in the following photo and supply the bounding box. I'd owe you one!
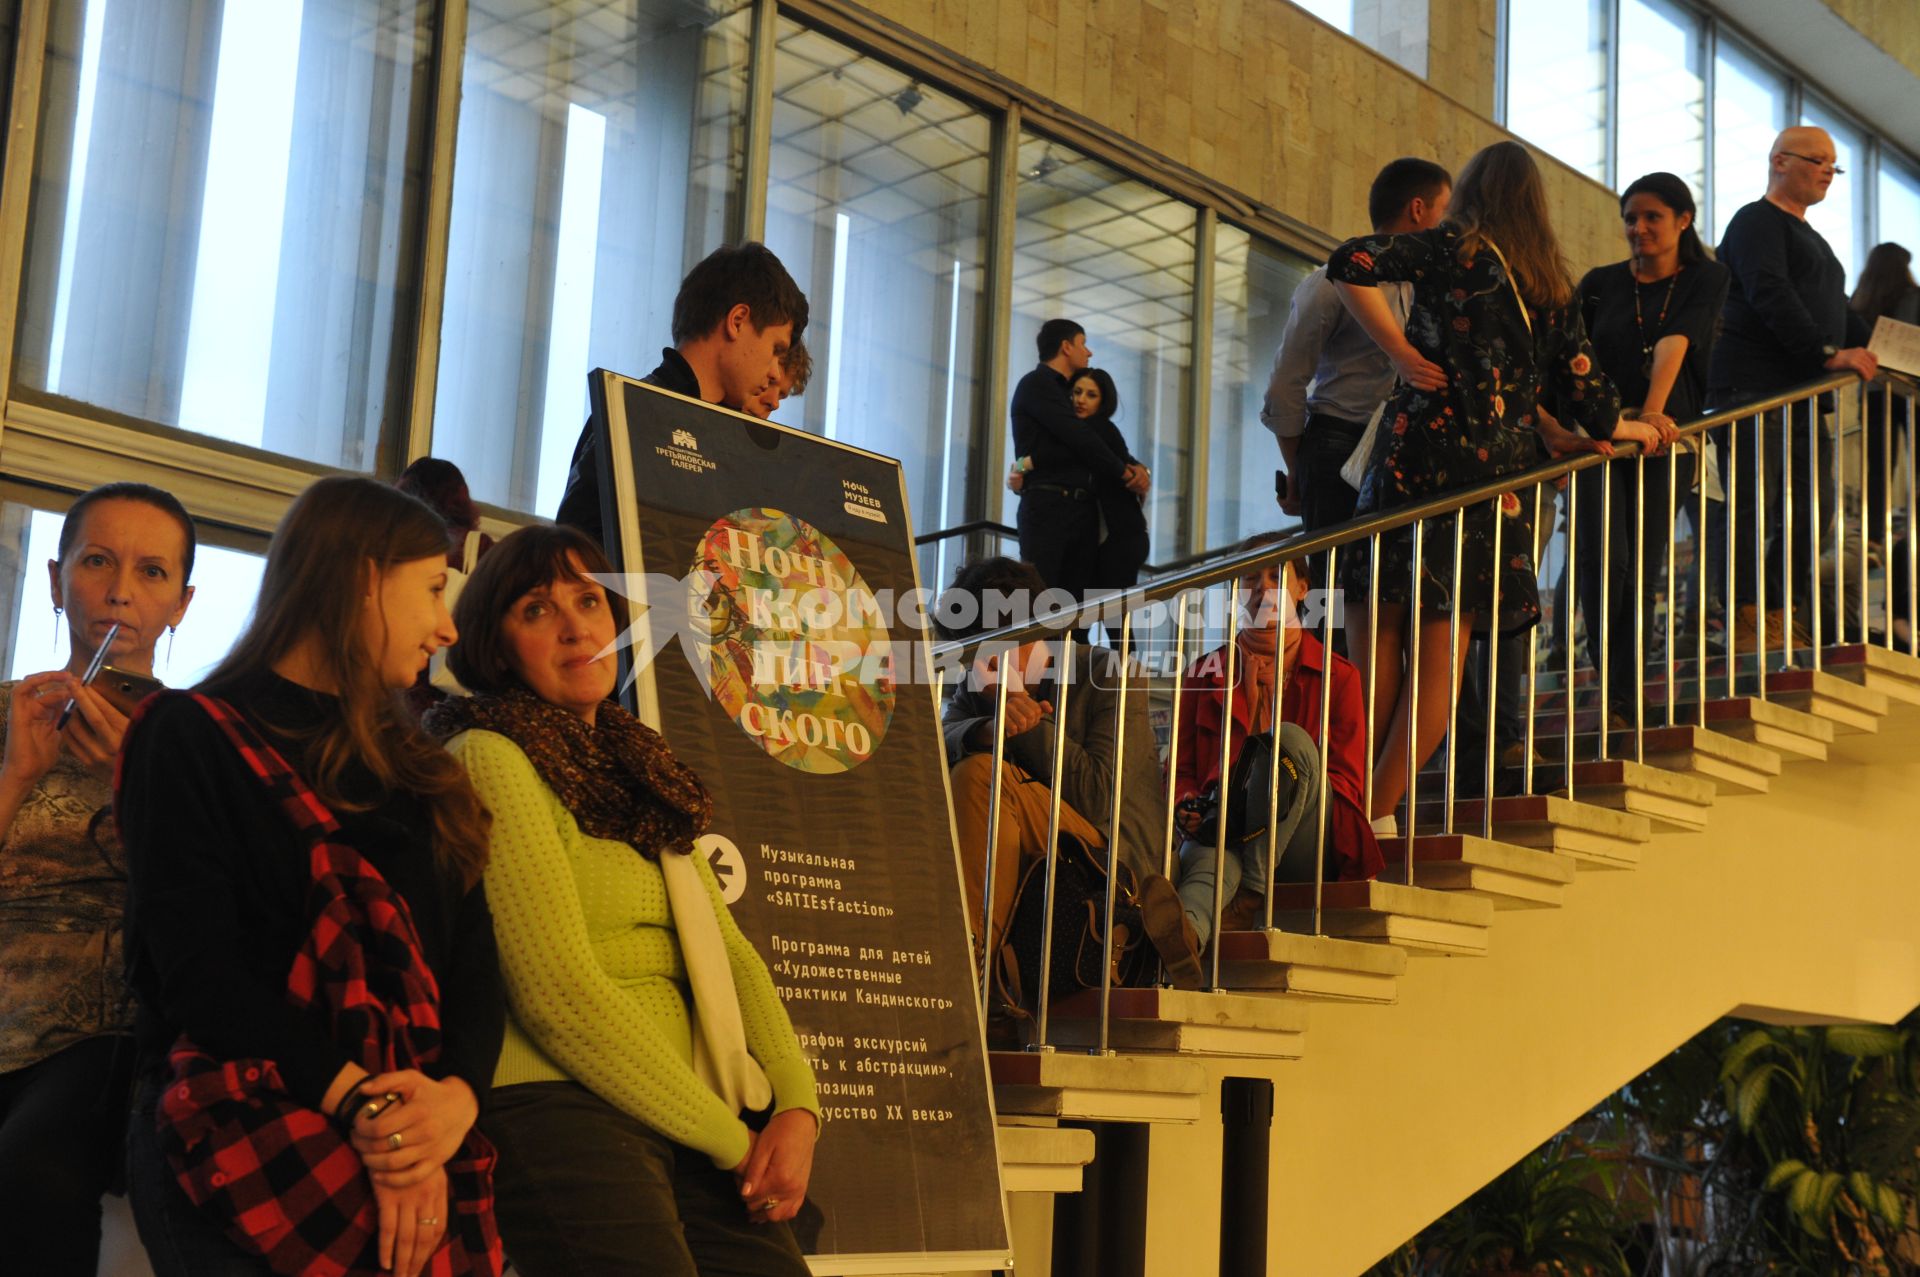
[425,686,711,861]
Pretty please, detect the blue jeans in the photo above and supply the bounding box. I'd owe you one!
[1176,723,1323,946]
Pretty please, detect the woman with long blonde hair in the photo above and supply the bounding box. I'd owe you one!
[119,476,504,1277]
[1326,140,1621,830]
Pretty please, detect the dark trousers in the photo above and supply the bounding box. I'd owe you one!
[1016,487,1100,601]
[483,1081,809,1277]
[1574,452,1693,718]
[1709,389,1834,619]
[0,1034,134,1275]
[125,1067,272,1276]
[1296,414,1367,581]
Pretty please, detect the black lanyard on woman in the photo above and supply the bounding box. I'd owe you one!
[1633,268,1681,379]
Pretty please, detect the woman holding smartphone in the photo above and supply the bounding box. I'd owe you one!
[118,477,504,1277]
[0,481,196,1273]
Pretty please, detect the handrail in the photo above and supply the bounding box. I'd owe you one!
[913,518,1017,547]
[911,515,1252,579]
[929,370,1898,662]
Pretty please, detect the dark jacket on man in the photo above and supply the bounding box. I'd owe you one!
[941,645,1165,884]
[554,348,704,546]
[1710,198,1870,394]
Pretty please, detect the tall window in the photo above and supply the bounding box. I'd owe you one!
[1504,0,1609,184]
[1877,158,1920,269]
[1614,0,1705,205]
[16,0,436,471]
[762,19,990,571]
[431,0,750,516]
[1005,135,1198,559]
[1208,224,1313,548]
[1710,37,1789,243]
[1801,97,1867,286]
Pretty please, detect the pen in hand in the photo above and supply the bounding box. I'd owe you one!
[55,621,121,731]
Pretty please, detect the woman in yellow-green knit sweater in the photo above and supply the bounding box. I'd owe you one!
[425,525,820,1277]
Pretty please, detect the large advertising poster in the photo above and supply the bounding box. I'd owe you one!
[589,372,1011,1275]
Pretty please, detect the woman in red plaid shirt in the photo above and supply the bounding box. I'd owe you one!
[119,478,505,1277]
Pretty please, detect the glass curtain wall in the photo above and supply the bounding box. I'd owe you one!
[1710,36,1789,243]
[1614,0,1705,204]
[1800,97,1866,285]
[1005,134,1197,561]
[761,17,990,579]
[431,0,751,517]
[1504,0,1610,184]
[1208,223,1314,548]
[15,0,436,471]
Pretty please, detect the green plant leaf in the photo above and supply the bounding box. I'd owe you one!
[1824,1025,1903,1058]
[1719,1028,1777,1084]
[1875,1182,1906,1228]
[1734,1064,1781,1131]
[1764,1159,1811,1192]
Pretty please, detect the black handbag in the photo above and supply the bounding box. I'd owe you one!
[991,830,1150,1025]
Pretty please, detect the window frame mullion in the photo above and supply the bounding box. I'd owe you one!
[400,0,469,474]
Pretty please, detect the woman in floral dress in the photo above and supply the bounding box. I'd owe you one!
[1325,141,1621,829]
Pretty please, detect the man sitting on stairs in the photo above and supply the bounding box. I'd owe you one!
[937,557,1205,994]
[1171,536,1383,948]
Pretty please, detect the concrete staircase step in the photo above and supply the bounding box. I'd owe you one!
[1048,987,1309,1059]
[1822,643,1920,707]
[989,1050,1206,1124]
[1705,695,1834,761]
[1766,667,1890,734]
[1213,928,1408,1003]
[1553,757,1718,833]
[1414,794,1652,870]
[996,1119,1097,1194]
[1638,723,1782,795]
[1262,878,1495,956]
[1378,833,1575,909]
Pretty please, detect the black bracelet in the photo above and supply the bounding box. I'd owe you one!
[332,1080,369,1128]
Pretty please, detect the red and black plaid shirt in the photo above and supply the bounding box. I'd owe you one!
[120,692,502,1277]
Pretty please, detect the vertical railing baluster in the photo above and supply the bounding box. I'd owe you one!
[1564,476,1577,796]
[978,649,1014,1008]
[1097,612,1135,1056]
[1634,451,1646,764]
[1665,444,1677,731]
[1810,398,1824,672]
[1207,582,1240,992]
[1885,382,1896,649]
[1312,546,1338,938]
[1762,411,1774,691]
[1364,533,1382,824]
[1525,483,1541,795]
[1599,455,1613,761]
[1726,420,1739,703]
[1160,592,1190,885]
[1407,519,1425,850]
[1262,555,1288,932]
[1483,494,1502,838]
[1699,428,1710,726]
[1030,633,1076,1053]
[1444,513,1464,832]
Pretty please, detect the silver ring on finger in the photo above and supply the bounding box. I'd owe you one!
[417,1216,439,1227]
[387,1131,404,1150]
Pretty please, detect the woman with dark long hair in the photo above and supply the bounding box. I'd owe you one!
[1070,367,1153,590]
[425,524,819,1277]
[1327,140,1619,830]
[1852,242,1919,573]
[0,482,196,1272]
[1574,172,1730,724]
[119,476,504,1277]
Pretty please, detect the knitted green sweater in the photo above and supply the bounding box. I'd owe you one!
[449,729,819,1169]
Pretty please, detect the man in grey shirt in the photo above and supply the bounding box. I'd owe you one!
[1262,158,1452,549]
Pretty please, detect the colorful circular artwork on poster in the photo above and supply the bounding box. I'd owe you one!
[689,508,895,774]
